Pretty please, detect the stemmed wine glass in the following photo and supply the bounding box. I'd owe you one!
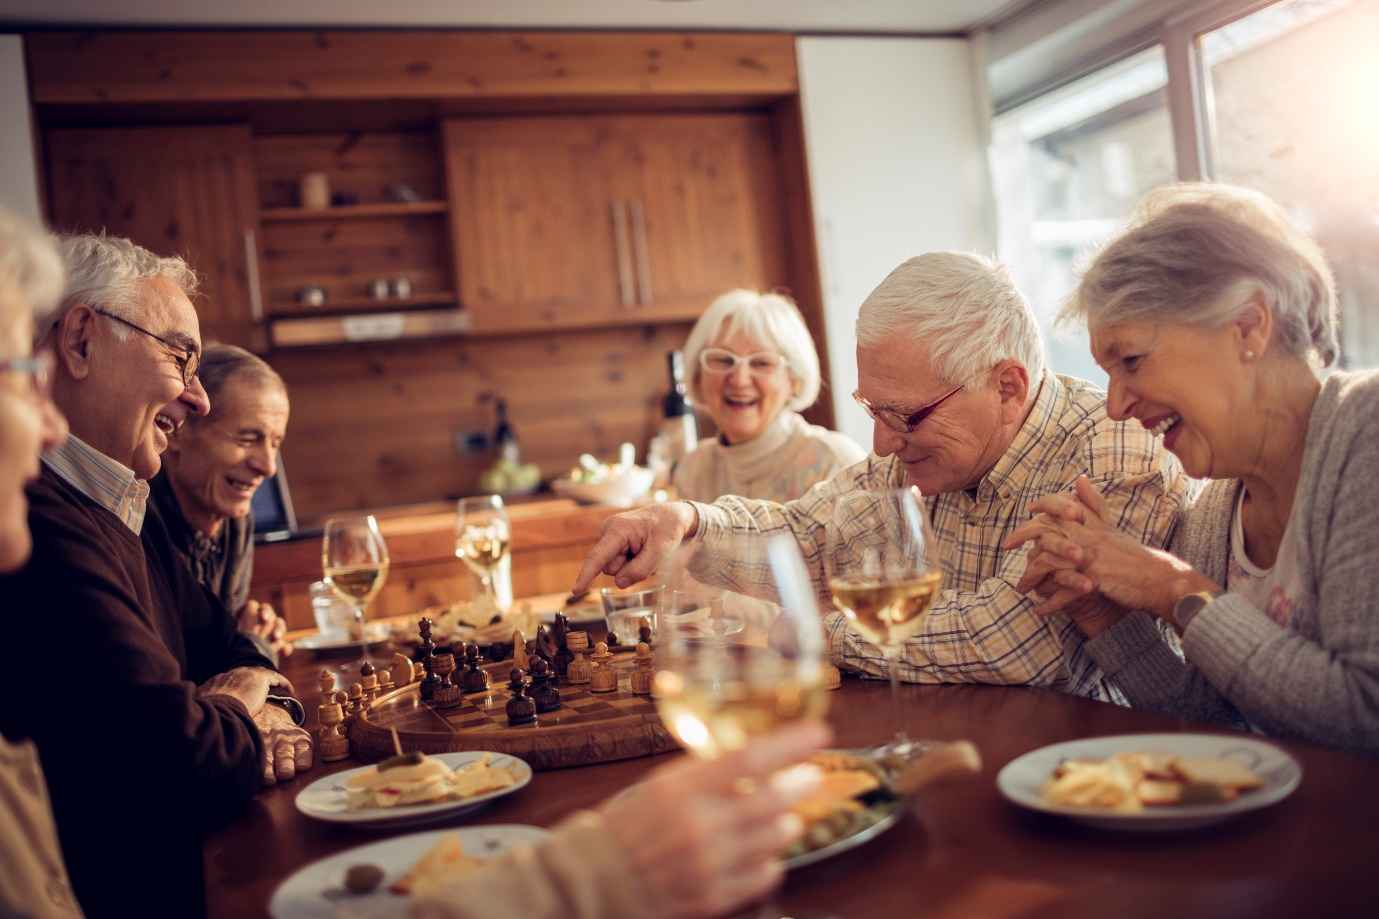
[824,487,942,754]
[653,534,835,919]
[322,515,391,675]
[455,495,511,615]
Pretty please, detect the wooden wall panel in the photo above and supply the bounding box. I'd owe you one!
[27,32,798,104]
[254,132,446,209]
[269,324,692,515]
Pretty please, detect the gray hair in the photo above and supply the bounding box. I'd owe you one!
[186,343,286,428]
[855,252,1045,389]
[37,233,198,346]
[1062,183,1339,367]
[0,207,64,318]
[682,289,822,412]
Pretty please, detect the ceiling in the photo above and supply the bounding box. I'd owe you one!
[0,0,1024,35]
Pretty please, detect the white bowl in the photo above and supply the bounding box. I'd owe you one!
[550,467,655,507]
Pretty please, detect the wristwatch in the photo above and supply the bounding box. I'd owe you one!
[264,694,307,726]
[1172,591,1223,632]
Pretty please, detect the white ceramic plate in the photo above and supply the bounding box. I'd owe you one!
[996,732,1302,831]
[269,824,549,919]
[295,752,532,828]
[293,622,390,653]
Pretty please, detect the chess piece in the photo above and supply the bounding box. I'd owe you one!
[390,652,414,688]
[377,669,394,694]
[638,621,654,649]
[432,649,463,709]
[630,641,655,695]
[418,617,441,703]
[316,690,351,762]
[346,682,364,718]
[534,624,557,672]
[553,612,575,678]
[360,660,379,704]
[413,661,426,682]
[504,667,537,726]
[588,641,618,693]
[512,629,529,673]
[317,669,339,711]
[462,644,490,694]
[566,631,592,685]
[530,657,562,713]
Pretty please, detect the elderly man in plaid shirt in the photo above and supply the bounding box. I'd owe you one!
[575,252,1191,702]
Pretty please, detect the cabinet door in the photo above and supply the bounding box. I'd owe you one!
[609,113,790,322]
[443,114,790,334]
[443,117,630,334]
[45,125,266,351]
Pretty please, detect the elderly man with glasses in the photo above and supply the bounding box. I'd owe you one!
[0,233,311,919]
[575,251,1191,702]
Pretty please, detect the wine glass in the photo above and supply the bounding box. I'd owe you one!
[824,487,941,755]
[455,495,511,615]
[322,515,390,675]
[653,534,835,919]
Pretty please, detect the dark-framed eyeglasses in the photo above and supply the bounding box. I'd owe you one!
[698,347,788,377]
[853,385,963,434]
[90,308,200,386]
[1,353,52,398]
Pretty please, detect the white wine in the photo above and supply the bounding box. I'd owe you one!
[827,570,943,650]
[325,563,389,605]
[654,669,830,759]
[455,530,510,578]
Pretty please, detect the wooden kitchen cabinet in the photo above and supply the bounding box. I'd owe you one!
[45,124,268,351]
[443,113,789,334]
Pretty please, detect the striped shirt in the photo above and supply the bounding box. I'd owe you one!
[41,434,149,534]
[686,374,1191,703]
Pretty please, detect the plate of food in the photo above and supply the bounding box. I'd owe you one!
[783,749,912,869]
[293,622,391,653]
[997,732,1302,831]
[269,824,550,918]
[295,750,533,827]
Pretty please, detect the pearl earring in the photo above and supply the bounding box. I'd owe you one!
[1244,350,1255,361]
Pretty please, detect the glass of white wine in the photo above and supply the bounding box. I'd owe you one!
[824,487,942,754]
[322,515,390,675]
[455,495,511,615]
[653,534,835,919]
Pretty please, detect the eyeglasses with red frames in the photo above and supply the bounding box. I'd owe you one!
[853,385,963,434]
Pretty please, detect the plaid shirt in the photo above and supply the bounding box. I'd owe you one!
[687,374,1191,702]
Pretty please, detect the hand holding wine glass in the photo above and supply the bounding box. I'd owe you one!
[455,495,511,614]
[824,488,942,754]
[322,515,390,675]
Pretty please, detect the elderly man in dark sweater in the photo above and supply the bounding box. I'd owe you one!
[0,234,312,919]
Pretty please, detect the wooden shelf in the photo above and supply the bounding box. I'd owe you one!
[270,307,470,348]
[259,201,448,221]
[275,292,457,314]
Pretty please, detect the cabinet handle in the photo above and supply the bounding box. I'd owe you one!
[243,229,264,324]
[611,202,635,308]
[629,199,653,305]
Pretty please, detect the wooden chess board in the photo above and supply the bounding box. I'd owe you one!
[347,653,678,769]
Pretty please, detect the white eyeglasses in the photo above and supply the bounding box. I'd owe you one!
[698,348,788,377]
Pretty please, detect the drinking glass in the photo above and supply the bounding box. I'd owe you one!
[653,534,835,919]
[824,487,942,754]
[322,515,390,675]
[455,495,511,615]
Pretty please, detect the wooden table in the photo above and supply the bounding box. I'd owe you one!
[206,640,1379,919]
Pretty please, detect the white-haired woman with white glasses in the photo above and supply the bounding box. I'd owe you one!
[675,289,863,503]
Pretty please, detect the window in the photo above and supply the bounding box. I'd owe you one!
[990,46,1175,385]
[1202,0,1379,368]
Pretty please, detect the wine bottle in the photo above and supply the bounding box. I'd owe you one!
[494,399,520,464]
[660,350,699,463]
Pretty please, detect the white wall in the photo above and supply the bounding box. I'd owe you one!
[0,36,43,220]
[796,36,994,450]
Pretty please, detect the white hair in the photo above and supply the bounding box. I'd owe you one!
[855,252,1045,389]
[1062,183,1339,367]
[682,289,822,412]
[0,207,64,318]
[37,233,198,346]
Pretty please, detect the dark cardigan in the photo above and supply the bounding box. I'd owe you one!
[0,467,273,919]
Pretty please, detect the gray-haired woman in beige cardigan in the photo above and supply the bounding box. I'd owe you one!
[1006,183,1379,755]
